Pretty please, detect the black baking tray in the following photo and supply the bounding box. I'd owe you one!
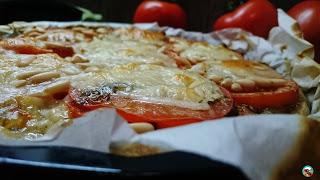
[0,145,248,178]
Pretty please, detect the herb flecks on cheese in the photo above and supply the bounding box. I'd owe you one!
[72,64,223,110]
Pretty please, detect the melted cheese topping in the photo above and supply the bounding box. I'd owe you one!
[0,26,273,139]
[72,64,223,110]
[74,36,177,68]
[0,97,69,139]
[169,37,242,63]
[111,28,166,46]
[0,53,80,138]
[0,53,81,101]
[190,60,283,80]
[21,27,94,43]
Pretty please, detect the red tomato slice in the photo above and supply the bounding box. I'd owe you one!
[231,80,299,109]
[67,86,233,128]
[116,109,201,129]
[66,89,112,118]
[0,38,53,54]
[66,100,86,118]
[116,87,233,128]
[47,45,74,58]
[67,87,112,111]
[1,38,74,57]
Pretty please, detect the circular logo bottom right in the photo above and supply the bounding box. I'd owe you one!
[302,165,314,178]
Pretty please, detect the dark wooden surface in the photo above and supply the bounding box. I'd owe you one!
[0,0,303,32]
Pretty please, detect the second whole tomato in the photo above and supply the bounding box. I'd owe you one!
[133,0,187,29]
[288,0,320,63]
[213,0,278,38]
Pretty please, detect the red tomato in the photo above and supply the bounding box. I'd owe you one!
[66,97,112,119]
[116,87,233,128]
[231,81,299,109]
[0,38,53,54]
[46,45,74,58]
[67,86,233,128]
[0,38,74,57]
[67,87,112,115]
[117,109,203,129]
[213,0,278,38]
[133,0,187,29]
[66,100,87,118]
[288,0,320,62]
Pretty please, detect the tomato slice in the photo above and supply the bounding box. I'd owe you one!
[231,80,299,109]
[116,87,233,128]
[0,38,53,54]
[47,45,74,58]
[0,38,74,57]
[66,89,112,118]
[116,109,201,128]
[66,100,86,118]
[67,86,233,128]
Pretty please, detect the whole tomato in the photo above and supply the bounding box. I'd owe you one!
[133,0,187,29]
[213,0,278,38]
[288,0,320,62]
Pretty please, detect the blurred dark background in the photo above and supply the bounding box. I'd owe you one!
[0,0,303,32]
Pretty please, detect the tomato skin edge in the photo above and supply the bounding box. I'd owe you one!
[116,87,233,129]
[231,81,299,109]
